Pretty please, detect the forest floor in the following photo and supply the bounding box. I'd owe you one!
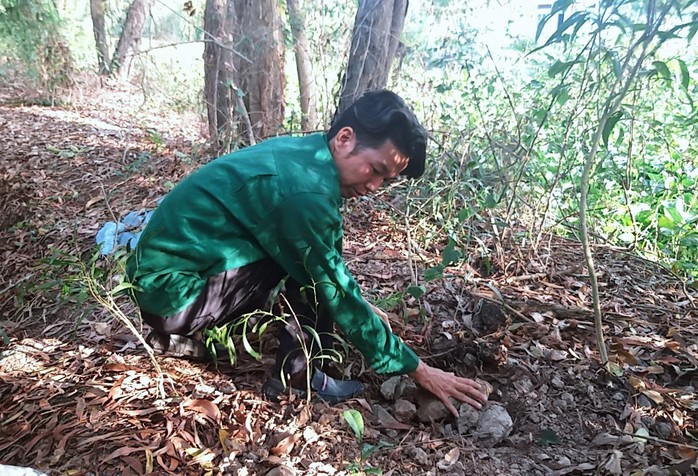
[1,79,697,476]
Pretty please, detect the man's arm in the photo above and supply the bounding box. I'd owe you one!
[368,302,392,331]
[410,360,490,416]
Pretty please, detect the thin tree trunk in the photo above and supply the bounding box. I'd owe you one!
[111,0,155,83]
[232,0,285,142]
[203,0,227,144]
[286,0,317,131]
[90,0,110,75]
[215,0,242,149]
[336,0,408,115]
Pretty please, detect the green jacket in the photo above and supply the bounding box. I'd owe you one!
[126,133,419,375]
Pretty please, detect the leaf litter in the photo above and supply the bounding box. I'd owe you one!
[1,84,697,475]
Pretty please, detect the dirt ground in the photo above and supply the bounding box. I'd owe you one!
[1,81,697,476]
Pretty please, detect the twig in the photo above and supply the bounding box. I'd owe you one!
[617,429,698,451]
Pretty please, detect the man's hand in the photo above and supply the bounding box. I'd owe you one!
[369,303,392,331]
[409,360,489,417]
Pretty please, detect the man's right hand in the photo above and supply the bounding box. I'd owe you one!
[409,360,490,417]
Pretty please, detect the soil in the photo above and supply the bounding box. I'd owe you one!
[1,80,697,476]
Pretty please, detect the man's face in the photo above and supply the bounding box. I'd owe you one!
[330,127,409,199]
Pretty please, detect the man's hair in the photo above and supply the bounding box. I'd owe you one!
[327,90,427,178]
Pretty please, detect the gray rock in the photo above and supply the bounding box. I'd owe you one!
[656,421,672,439]
[474,404,513,444]
[551,375,565,389]
[410,447,431,466]
[380,376,402,401]
[456,403,480,434]
[396,377,418,400]
[416,392,453,423]
[393,399,417,422]
[372,404,401,427]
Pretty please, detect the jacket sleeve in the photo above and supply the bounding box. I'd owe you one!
[253,192,419,375]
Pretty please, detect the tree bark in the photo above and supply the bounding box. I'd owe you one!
[336,0,408,115]
[90,0,111,75]
[111,0,155,83]
[286,0,317,131]
[203,0,227,145]
[232,0,285,142]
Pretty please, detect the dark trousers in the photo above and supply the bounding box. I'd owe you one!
[140,258,334,381]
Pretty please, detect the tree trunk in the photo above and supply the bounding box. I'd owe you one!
[111,0,155,83]
[90,0,111,75]
[203,0,227,145]
[336,0,408,115]
[232,0,285,142]
[286,0,317,131]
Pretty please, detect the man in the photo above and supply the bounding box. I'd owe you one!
[126,90,487,416]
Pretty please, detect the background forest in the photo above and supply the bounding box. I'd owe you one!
[1,0,698,474]
[2,0,697,284]
[2,0,695,285]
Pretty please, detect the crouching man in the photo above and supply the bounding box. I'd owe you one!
[125,90,488,415]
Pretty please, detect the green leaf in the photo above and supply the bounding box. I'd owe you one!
[343,409,364,442]
[548,60,578,77]
[652,60,672,81]
[537,429,561,446]
[457,207,475,221]
[109,282,136,296]
[677,59,690,89]
[657,215,675,231]
[602,110,624,148]
[535,0,573,42]
[483,192,498,209]
[556,86,570,106]
[406,285,426,299]
[680,234,698,247]
[441,239,462,267]
[688,21,698,44]
[242,321,262,360]
[665,206,684,224]
[608,362,624,376]
[423,265,444,282]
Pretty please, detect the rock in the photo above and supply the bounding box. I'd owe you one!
[410,447,431,466]
[637,394,652,408]
[612,391,625,401]
[372,404,402,427]
[396,377,418,400]
[474,404,513,444]
[513,377,533,394]
[456,403,480,434]
[436,447,460,470]
[393,399,417,422]
[551,375,565,389]
[656,421,672,439]
[380,376,402,401]
[416,392,453,423]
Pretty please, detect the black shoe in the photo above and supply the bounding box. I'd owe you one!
[262,369,364,404]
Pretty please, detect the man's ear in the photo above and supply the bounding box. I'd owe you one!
[334,126,356,152]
